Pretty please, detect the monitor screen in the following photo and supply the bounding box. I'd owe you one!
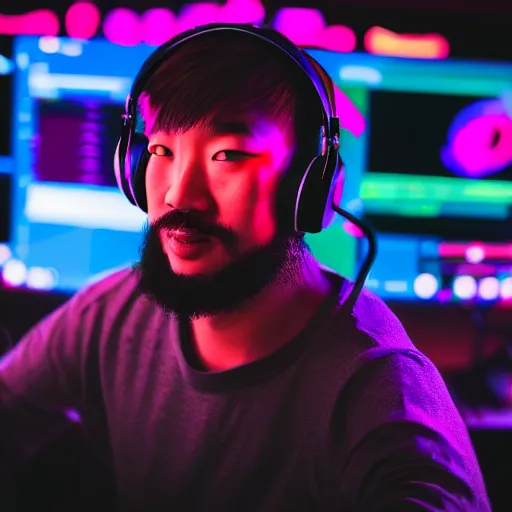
[6,37,152,292]
[35,99,122,187]
[365,89,512,240]
[4,38,362,293]
[309,50,512,303]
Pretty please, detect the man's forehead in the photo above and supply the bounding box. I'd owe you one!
[146,114,286,139]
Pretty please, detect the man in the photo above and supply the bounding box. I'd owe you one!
[0,25,490,511]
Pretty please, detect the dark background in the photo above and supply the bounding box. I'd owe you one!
[1,0,512,510]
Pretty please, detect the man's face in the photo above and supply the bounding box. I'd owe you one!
[137,113,308,317]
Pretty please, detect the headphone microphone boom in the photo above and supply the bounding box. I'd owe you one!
[113,23,377,309]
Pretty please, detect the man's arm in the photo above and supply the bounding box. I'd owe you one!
[338,349,491,511]
[0,294,86,483]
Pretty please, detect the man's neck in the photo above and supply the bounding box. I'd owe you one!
[189,259,333,372]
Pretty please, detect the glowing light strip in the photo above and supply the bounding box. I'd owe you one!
[361,173,512,204]
[0,2,449,58]
[364,26,449,60]
[463,409,512,429]
[24,183,147,232]
[0,157,13,174]
[28,72,132,94]
[439,243,512,259]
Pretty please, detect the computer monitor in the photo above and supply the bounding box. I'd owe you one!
[7,37,155,292]
[6,37,362,293]
[310,50,512,303]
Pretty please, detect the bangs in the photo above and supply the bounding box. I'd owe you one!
[138,32,309,135]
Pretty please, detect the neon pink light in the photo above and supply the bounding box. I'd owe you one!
[457,263,496,277]
[437,289,452,302]
[439,242,512,260]
[141,9,178,46]
[273,8,326,46]
[272,7,356,53]
[364,26,449,60]
[442,99,512,178]
[333,85,366,138]
[103,8,141,46]
[65,2,100,40]
[0,9,59,36]
[217,0,265,24]
[176,3,222,32]
[342,221,364,238]
[319,25,357,53]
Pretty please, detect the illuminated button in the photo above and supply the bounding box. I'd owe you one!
[466,245,485,264]
[453,275,477,300]
[413,273,438,299]
[26,267,58,290]
[478,276,500,301]
[2,259,28,287]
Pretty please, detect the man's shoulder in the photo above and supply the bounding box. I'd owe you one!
[327,272,413,351]
[318,274,425,374]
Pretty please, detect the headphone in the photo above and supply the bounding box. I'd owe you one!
[114,22,345,235]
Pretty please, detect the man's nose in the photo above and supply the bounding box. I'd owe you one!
[163,158,212,213]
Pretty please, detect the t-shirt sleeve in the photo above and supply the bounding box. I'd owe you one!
[0,293,87,482]
[337,348,491,511]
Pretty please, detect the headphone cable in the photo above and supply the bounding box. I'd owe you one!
[332,203,378,312]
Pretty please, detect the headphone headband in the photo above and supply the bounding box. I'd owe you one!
[127,24,335,122]
[114,23,344,234]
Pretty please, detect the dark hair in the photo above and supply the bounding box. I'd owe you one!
[138,30,323,144]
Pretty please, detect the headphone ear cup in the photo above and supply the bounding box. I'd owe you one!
[295,149,343,233]
[114,122,137,205]
[129,132,150,213]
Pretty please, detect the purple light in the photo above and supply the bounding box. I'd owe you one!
[64,409,82,423]
[453,275,477,300]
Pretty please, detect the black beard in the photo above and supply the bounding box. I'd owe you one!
[135,210,308,319]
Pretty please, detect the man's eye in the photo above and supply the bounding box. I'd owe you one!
[214,150,252,162]
[149,145,172,157]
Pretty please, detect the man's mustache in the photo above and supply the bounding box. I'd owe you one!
[152,209,237,245]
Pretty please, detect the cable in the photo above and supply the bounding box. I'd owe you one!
[332,203,378,311]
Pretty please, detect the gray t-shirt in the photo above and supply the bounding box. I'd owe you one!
[0,268,490,511]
